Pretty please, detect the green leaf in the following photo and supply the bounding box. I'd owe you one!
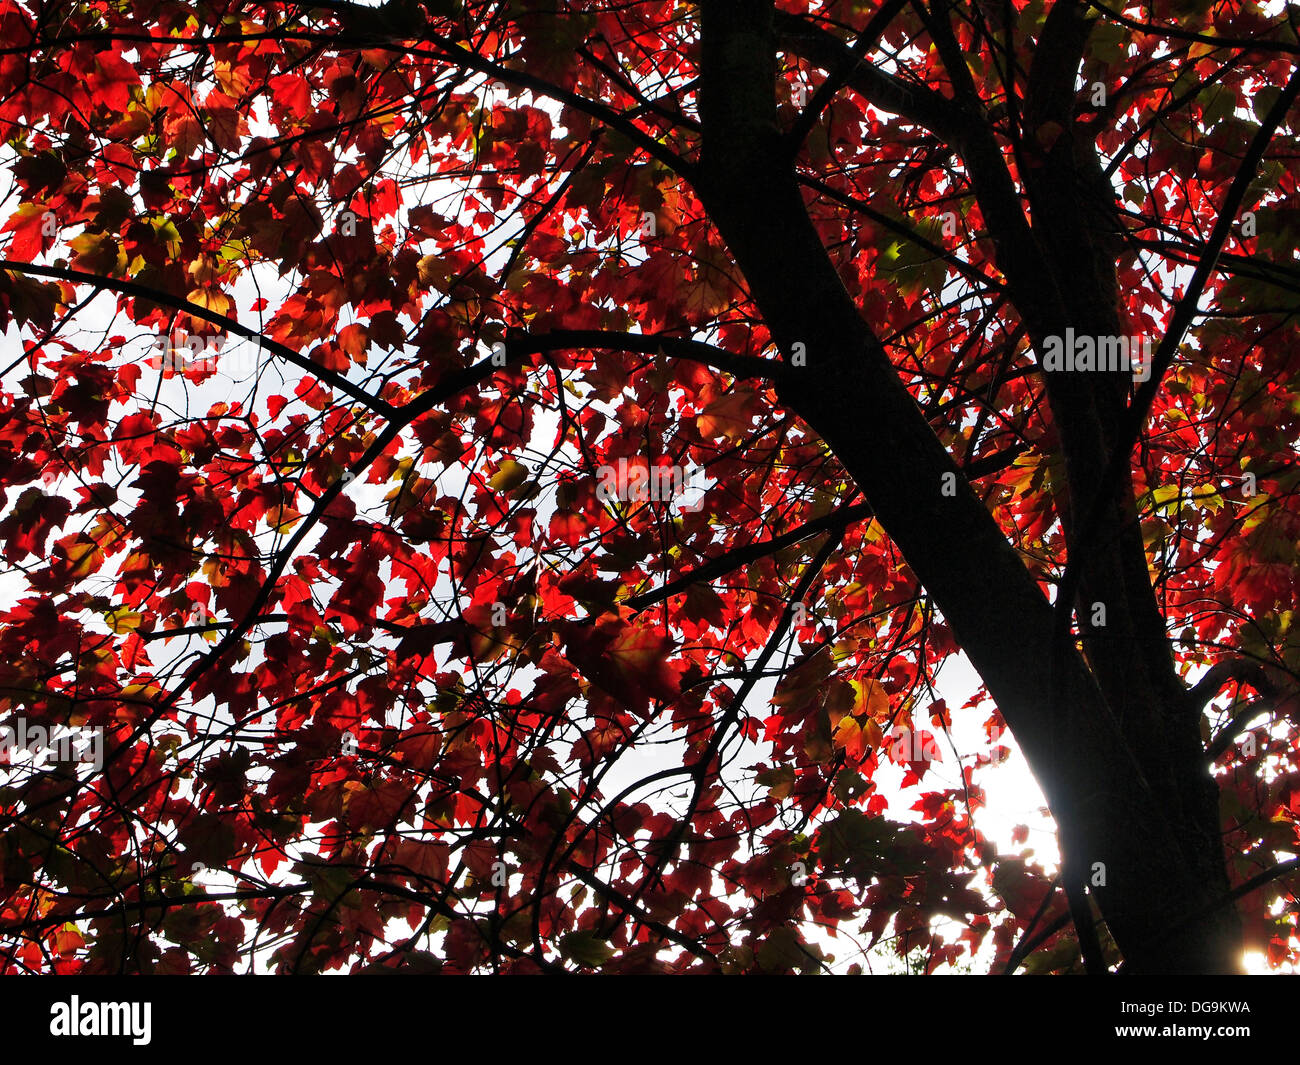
[1088,18,1128,66]
[756,765,795,800]
[559,930,614,967]
[757,927,822,973]
[1254,84,1283,123]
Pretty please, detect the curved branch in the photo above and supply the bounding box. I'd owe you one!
[411,34,695,177]
[625,443,1026,614]
[797,172,1003,291]
[1085,1,1300,56]
[509,328,787,383]
[784,0,912,151]
[773,9,968,143]
[999,872,1064,975]
[0,259,398,418]
[1002,911,1071,975]
[1189,657,1278,711]
[1206,697,1281,763]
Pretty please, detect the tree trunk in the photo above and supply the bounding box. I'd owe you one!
[694,0,1241,973]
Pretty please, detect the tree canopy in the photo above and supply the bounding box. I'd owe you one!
[0,0,1297,974]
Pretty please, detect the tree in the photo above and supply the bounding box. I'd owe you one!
[0,0,1296,975]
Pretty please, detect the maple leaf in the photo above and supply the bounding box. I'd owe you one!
[562,612,682,715]
[91,50,141,113]
[2,202,54,260]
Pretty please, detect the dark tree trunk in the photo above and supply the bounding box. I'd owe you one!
[694,0,1241,973]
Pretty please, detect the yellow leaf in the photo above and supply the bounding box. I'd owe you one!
[851,678,890,718]
[214,59,252,98]
[70,231,127,277]
[188,256,221,285]
[1189,484,1224,512]
[149,217,182,257]
[489,459,529,492]
[833,714,861,748]
[65,539,103,578]
[106,609,143,634]
[265,504,302,531]
[121,681,162,699]
[187,287,233,320]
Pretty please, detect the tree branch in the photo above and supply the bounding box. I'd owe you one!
[508,329,786,383]
[625,444,1025,614]
[797,172,1003,291]
[1065,874,1109,974]
[413,33,695,177]
[1189,657,1278,711]
[784,0,912,151]
[0,259,398,418]
[1051,62,1300,658]
[1083,1,1300,56]
[1002,912,1071,975]
[773,8,968,144]
[694,0,1228,973]
[1115,858,1300,973]
[999,873,1064,975]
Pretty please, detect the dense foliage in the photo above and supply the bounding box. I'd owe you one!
[0,0,1297,973]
